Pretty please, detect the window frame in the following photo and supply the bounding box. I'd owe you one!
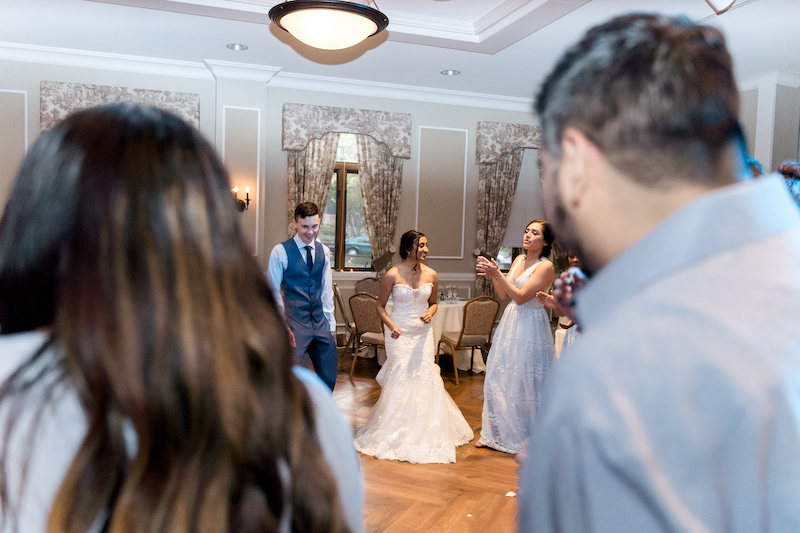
[329,161,373,272]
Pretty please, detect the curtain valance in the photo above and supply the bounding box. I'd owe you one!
[40,81,200,131]
[475,121,541,164]
[281,103,412,159]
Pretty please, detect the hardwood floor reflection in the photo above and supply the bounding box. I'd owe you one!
[334,353,519,533]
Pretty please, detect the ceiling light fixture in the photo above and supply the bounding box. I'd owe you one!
[226,43,249,51]
[441,69,460,76]
[269,1,389,51]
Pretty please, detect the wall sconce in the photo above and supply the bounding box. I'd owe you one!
[233,186,250,212]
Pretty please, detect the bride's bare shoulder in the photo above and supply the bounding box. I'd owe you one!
[420,264,438,281]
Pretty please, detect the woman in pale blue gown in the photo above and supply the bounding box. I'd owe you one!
[475,220,555,454]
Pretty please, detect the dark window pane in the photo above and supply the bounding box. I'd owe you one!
[320,173,337,268]
[343,171,372,269]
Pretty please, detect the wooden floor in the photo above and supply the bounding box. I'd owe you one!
[334,353,519,533]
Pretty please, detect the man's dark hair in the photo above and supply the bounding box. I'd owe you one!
[535,14,743,187]
[294,201,320,220]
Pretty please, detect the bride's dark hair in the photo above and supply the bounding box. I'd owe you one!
[399,230,425,260]
[0,103,347,533]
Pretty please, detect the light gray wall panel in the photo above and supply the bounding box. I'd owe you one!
[740,88,758,157]
[416,127,468,259]
[224,106,260,256]
[0,90,27,215]
[773,85,800,169]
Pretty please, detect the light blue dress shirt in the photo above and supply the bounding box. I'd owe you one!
[267,234,336,333]
[519,176,800,532]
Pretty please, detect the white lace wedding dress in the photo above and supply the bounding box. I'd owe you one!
[480,258,555,454]
[354,283,474,464]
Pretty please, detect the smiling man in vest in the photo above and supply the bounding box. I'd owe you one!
[268,202,337,391]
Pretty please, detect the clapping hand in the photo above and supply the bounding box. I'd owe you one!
[476,256,501,278]
[551,267,587,325]
[536,290,557,309]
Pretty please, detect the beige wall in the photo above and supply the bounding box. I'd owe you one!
[772,84,800,170]
[0,56,538,315]
[0,90,27,209]
[262,86,536,277]
[740,88,758,156]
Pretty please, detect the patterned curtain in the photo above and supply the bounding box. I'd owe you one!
[475,148,525,296]
[286,133,340,235]
[357,134,403,279]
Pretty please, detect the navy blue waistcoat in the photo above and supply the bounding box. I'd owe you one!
[280,239,325,326]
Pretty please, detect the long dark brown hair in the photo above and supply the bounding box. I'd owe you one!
[528,219,555,258]
[0,103,347,532]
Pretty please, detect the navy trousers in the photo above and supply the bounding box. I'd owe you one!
[290,317,338,391]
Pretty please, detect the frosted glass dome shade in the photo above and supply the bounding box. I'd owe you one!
[269,1,389,51]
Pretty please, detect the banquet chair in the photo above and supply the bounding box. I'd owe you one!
[437,296,500,386]
[354,277,381,296]
[348,293,385,380]
[333,283,355,370]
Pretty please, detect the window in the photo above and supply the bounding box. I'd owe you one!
[319,134,373,270]
[497,246,514,271]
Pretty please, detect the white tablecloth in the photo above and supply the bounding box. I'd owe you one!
[382,299,487,373]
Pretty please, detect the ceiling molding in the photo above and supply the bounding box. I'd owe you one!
[90,0,589,54]
[203,59,281,82]
[386,0,590,54]
[267,71,533,112]
[776,70,800,88]
[0,40,533,111]
[0,41,213,80]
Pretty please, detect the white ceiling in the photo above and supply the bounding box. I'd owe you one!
[2,0,799,101]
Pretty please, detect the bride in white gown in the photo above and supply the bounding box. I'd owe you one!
[354,230,473,464]
[475,220,556,454]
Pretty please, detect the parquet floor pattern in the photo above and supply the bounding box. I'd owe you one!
[334,353,519,533]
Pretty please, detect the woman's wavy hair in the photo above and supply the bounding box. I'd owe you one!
[528,219,555,258]
[398,230,425,260]
[0,103,347,533]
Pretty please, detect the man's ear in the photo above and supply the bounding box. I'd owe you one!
[559,127,602,208]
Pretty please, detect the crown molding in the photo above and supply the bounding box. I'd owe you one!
[0,41,533,111]
[203,59,281,82]
[268,72,533,112]
[738,70,800,91]
[0,41,213,80]
[776,70,800,88]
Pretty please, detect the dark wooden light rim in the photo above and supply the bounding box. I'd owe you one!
[269,1,390,37]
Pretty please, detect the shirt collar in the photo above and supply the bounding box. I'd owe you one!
[293,234,315,250]
[575,175,800,331]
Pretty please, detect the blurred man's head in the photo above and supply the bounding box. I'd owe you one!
[536,14,744,275]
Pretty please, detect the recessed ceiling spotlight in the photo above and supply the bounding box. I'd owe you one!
[441,69,460,76]
[226,43,249,51]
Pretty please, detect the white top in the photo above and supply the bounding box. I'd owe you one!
[267,234,336,333]
[519,176,800,532]
[0,332,363,533]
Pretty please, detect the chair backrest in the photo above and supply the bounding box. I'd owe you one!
[355,277,381,296]
[349,293,383,334]
[332,283,353,334]
[461,296,500,337]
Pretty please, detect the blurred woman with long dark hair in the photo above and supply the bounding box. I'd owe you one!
[0,103,362,533]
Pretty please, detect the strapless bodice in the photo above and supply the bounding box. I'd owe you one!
[391,283,433,317]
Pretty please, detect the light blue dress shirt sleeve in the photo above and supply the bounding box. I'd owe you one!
[266,244,289,321]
